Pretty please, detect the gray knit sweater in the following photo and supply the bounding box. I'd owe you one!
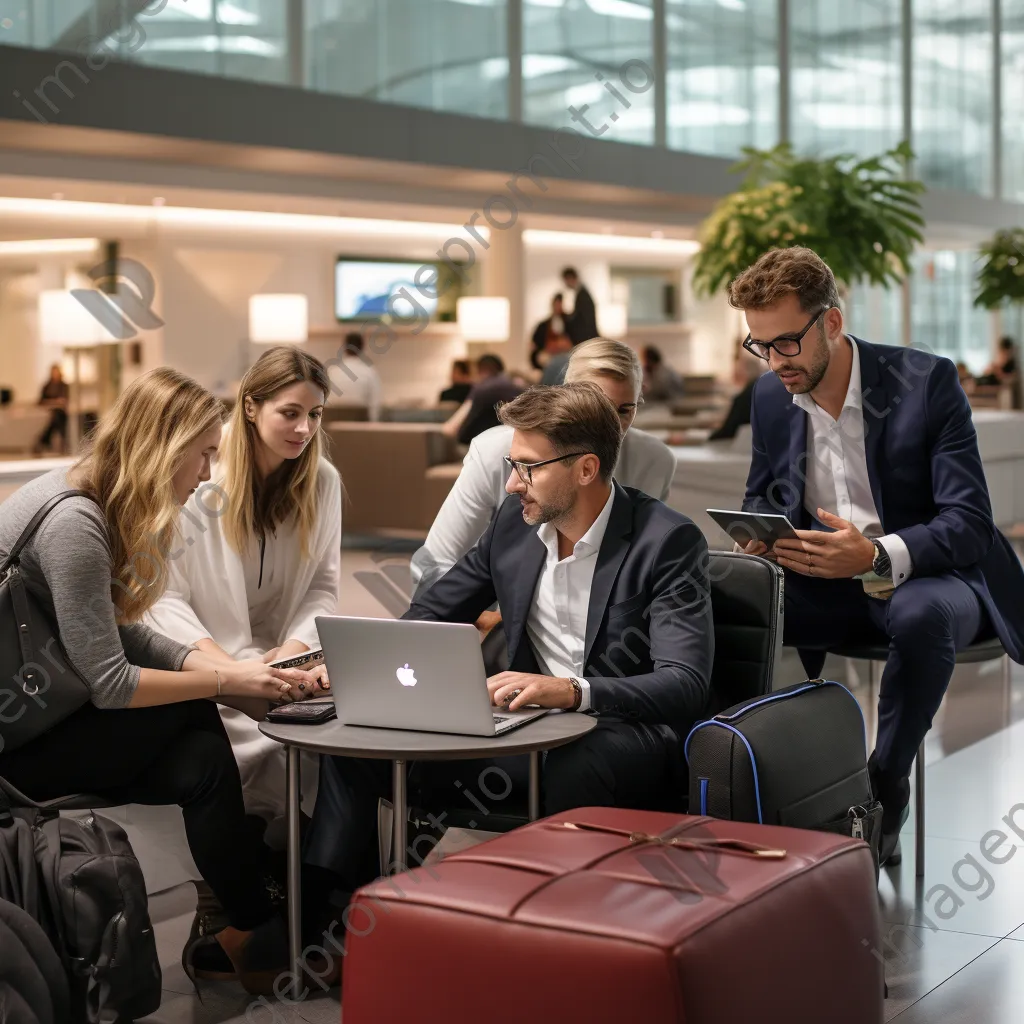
[0,469,191,708]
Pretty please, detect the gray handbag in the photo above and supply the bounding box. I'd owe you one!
[0,490,93,753]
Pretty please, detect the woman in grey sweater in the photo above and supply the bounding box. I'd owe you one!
[0,368,325,995]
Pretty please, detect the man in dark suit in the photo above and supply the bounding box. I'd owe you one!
[305,381,713,894]
[562,266,599,344]
[733,247,1024,866]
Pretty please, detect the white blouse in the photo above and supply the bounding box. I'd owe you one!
[146,457,343,660]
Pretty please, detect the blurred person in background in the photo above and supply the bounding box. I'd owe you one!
[439,358,474,404]
[707,343,764,442]
[441,353,524,445]
[642,345,686,402]
[32,363,70,455]
[541,346,573,385]
[562,266,599,344]
[326,331,382,421]
[530,293,573,369]
[976,336,1021,408]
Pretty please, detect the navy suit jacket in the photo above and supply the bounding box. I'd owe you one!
[742,337,1024,661]
[404,483,714,734]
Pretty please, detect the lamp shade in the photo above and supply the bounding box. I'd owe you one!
[248,294,308,343]
[39,289,109,347]
[457,296,510,343]
[598,302,628,340]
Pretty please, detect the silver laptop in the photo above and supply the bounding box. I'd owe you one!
[316,615,549,737]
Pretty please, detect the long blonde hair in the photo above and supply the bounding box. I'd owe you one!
[73,367,225,622]
[222,346,331,558]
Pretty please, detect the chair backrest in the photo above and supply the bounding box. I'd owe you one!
[706,551,785,715]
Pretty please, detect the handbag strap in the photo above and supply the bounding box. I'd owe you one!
[1,490,90,575]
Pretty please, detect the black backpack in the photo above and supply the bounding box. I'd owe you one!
[684,679,883,874]
[0,789,162,1023]
[0,897,70,1024]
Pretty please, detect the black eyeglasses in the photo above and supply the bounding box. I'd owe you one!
[503,452,593,485]
[742,310,827,361]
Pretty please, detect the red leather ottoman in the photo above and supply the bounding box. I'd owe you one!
[341,807,883,1023]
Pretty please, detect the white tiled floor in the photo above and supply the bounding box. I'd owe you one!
[137,543,1024,1023]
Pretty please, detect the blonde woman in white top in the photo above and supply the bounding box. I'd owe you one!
[147,346,342,818]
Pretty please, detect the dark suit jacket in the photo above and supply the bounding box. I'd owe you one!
[567,286,598,344]
[743,337,1024,660]
[404,484,714,732]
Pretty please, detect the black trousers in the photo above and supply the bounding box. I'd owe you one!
[303,718,686,891]
[783,571,991,781]
[0,701,274,931]
[37,409,67,449]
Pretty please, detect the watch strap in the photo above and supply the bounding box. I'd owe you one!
[872,540,893,579]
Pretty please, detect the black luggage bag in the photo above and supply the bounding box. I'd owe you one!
[684,679,883,874]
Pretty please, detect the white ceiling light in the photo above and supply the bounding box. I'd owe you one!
[0,197,484,241]
[0,237,100,256]
[524,229,700,255]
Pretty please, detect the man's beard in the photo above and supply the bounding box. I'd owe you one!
[521,485,576,527]
[776,334,830,394]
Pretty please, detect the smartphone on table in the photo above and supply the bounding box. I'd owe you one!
[265,697,336,725]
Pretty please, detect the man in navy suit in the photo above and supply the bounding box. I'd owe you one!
[305,381,714,894]
[733,247,1024,865]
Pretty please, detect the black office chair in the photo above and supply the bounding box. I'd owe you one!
[703,550,785,714]
[407,551,785,841]
[831,636,1010,878]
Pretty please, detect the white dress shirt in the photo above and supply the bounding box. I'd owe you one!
[523,486,616,713]
[409,423,675,589]
[327,353,382,421]
[792,337,912,585]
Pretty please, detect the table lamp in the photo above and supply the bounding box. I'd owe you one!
[456,297,510,344]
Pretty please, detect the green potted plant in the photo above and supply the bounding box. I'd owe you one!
[692,141,926,297]
[974,228,1024,310]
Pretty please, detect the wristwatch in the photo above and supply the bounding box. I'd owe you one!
[568,677,583,712]
[871,540,893,580]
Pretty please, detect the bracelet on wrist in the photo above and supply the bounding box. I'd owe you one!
[568,677,583,711]
[215,669,221,697]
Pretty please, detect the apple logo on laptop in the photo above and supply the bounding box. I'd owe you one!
[396,663,418,687]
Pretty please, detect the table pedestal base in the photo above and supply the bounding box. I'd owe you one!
[283,738,549,975]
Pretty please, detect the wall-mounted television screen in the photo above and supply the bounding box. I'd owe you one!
[335,256,461,323]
